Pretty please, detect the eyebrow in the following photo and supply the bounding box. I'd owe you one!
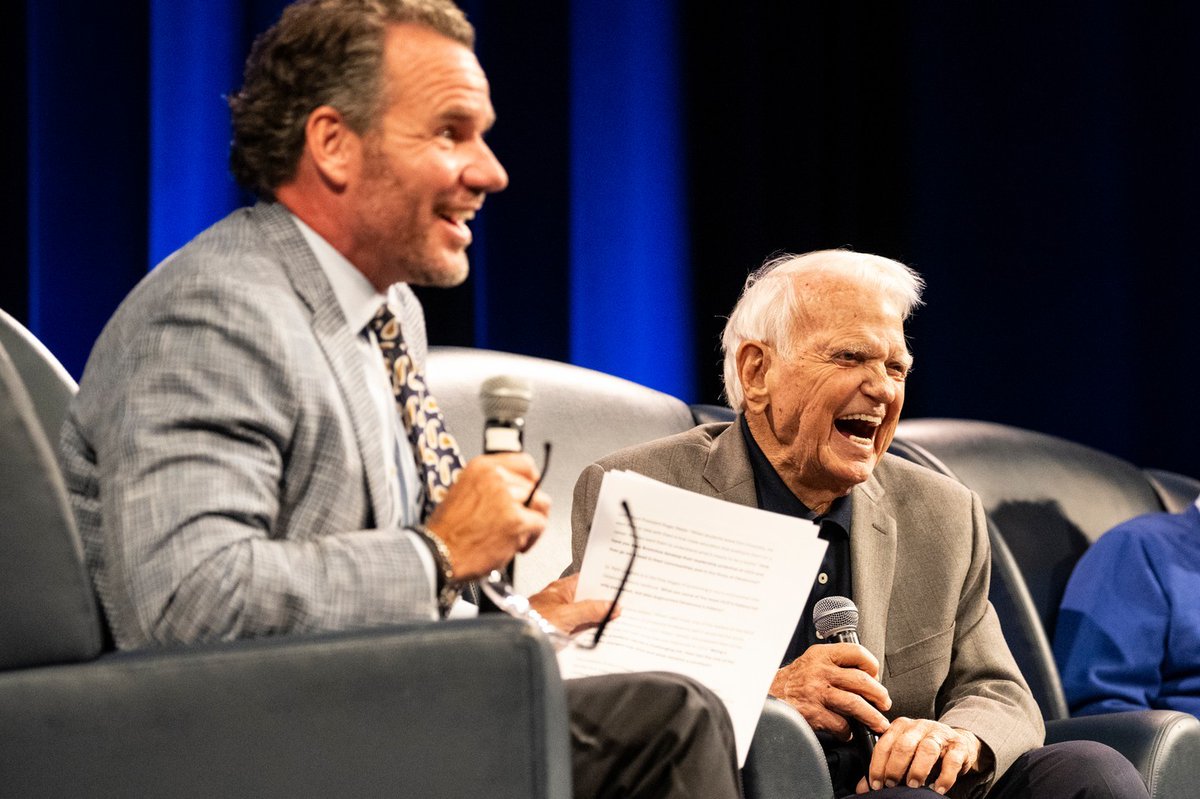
[828,341,912,364]
[436,105,496,131]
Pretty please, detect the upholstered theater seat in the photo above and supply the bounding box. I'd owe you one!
[0,332,571,798]
[426,346,701,595]
[0,307,76,445]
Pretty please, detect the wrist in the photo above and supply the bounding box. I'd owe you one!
[412,524,461,617]
[952,728,987,773]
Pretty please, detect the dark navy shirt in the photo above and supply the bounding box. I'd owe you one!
[739,415,853,666]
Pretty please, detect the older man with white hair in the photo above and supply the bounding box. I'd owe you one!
[571,250,1148,798]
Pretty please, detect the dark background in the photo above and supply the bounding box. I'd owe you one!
[7,2,1198,474]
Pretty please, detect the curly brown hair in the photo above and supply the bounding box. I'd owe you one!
[228,0,474,199]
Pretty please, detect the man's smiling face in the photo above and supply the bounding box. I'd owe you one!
[351,23,508,289]
[748,275,911,503]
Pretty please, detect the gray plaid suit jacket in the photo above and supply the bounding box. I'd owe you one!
[570,422,1045,797]
[61,202,439,649]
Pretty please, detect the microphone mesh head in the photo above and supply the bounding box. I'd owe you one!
[813,595,859,639]
[480,375,533,422]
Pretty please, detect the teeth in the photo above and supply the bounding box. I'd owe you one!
[848,435,873,445]
[839,413,881,425]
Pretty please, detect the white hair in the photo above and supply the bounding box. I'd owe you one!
[720,249,925,410]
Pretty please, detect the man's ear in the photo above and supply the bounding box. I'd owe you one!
[303,105,360,191]
[736,341,772,414]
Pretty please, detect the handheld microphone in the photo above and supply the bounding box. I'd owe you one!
[476,376,534,599]
[479,375,533,454]
[813,595,879,762]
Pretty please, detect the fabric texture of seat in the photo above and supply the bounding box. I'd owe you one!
[743,698,836,799]
[0,307,76,444]
[1143,468,1200,514]
[426,346,699,594]
[0,343,102,669]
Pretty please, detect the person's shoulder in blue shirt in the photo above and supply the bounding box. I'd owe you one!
[1053,500,1200,718]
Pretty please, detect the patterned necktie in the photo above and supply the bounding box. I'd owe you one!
[367,303,465,520]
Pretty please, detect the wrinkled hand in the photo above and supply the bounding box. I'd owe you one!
[528,574,618,635]
[425,453,550,580]
[769,643,891,740]
[855,718,981,795]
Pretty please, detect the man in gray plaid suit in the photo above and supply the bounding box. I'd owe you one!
[59,1,741,796]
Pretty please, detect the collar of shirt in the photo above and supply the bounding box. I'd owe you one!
[737,414,853,535]
[290,212,385,332]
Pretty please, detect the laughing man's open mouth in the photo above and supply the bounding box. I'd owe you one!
[834,413,882,446]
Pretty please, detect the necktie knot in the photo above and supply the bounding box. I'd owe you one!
[367,303,401,343]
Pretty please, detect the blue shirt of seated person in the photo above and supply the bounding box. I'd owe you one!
[1054,497,1200,717]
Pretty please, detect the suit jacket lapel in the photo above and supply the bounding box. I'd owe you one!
[850,472,897,666]
[702,421,759,507]
[252,202,392,527]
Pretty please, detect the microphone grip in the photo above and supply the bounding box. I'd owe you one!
[481,418,524,589]
[831,629,880,759]
[483,419,524,454]
[850,719,878,759]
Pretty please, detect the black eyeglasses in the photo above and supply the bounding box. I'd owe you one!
[524,441,552,507]
[479,490,640,652]
[579,500,640,648]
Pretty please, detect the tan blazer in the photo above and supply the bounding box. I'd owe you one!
[571,421,1044,796]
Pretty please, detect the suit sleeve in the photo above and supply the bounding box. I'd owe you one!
[87,274,437,648]
[1053,524,1167,715]
[936,491,1044,796]
[567,463,607,575]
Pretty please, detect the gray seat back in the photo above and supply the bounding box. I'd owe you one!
[0,308,77,445]
[425,347,697,593]
[1144,468,1200,514]
[0,342,103,670]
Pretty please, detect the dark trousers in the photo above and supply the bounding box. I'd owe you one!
[840,739,1149,799]
[566,672,742,799]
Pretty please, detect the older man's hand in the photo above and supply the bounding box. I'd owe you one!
[769,643,891,739]
[529,573,618,634]
[856,718,983,795]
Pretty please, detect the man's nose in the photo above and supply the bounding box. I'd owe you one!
[463,140,508,194]
[862,365,898,403]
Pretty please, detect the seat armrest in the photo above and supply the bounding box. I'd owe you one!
[743,696,834,799]
[0,617,571,798]
[1046,710,1200,799]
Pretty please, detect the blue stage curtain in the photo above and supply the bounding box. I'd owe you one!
[149,0,249,267]
[568,0,695,401]
[21,0,694,403]
[15,1,1200,473]
[23,0,290,378]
